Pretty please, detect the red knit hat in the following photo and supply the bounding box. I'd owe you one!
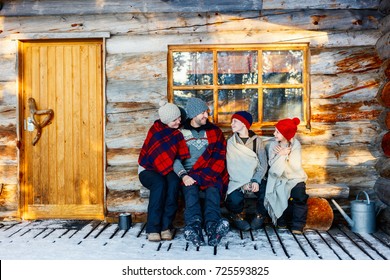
[275,117,300,141]
[232,111,253,130]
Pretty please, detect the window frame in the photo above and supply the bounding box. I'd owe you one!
[167,43,310,131]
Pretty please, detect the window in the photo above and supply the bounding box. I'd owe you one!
[167,44,310,130]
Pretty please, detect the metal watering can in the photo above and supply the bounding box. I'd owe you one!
[331,191,376,234]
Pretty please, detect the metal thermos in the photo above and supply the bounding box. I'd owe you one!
[118,213,132,230]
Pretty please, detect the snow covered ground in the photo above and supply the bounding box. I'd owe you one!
[1,220,389,280]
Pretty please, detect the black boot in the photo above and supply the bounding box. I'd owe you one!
[184,223,205,247]
[251,213,265,230]
[230,212,251,231]
[206,218,230,246]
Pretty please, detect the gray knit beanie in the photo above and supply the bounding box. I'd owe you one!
[186,97,209,119]
[158,103,181,124]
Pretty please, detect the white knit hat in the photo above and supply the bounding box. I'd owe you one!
[158,103,181,124]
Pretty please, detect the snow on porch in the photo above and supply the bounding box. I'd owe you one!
[0,220,389,260]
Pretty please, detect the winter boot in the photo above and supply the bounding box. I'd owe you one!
[183,223,205,247]
[251,213,265,230]
[207,218,230,246]
[230,212,251,231]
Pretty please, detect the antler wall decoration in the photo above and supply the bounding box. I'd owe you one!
[28,98,54,146]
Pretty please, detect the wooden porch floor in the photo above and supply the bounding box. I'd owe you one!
[1,219,390,260]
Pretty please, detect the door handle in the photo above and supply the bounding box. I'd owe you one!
[28,97,54,146]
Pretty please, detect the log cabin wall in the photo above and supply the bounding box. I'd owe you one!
[0,0,387,221]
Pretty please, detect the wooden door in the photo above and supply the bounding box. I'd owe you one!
[19,39,104,220]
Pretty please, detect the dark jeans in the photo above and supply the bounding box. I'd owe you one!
[277,182,308,231]
[182,185,221,229]
[139,170,180,233]
[225,179,267,216]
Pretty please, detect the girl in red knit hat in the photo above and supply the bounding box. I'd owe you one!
[264,117,308,234]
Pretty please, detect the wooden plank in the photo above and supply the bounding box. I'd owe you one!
[327,226,372,260]
[316,230,354,259]
[337,224,387,260]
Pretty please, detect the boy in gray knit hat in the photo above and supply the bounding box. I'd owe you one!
[173,97,230,247]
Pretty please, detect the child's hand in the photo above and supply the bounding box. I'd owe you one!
[250,182,259,192]
[182,175,196,186]
[242,183,252,192]
[274,145,291,156]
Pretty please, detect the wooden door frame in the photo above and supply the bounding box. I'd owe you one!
[14,32,110,220]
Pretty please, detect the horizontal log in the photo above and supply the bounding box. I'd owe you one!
[311,72,380,100]
[0,55,16,82]
[305,165,378,187]
[106,52,166,81]
[1,11,381,42]
[107,110,158,124]
[106,80,166,103]
[301,145,379,166]
[310,99,382,122]
[106,190,147,213]
[311,47,382,75]
[0,164,18,185]
[0,146,17,164]
[0,82,17,105]
[293,121,381,145]
[0,124,17,146]
[0,0,263,15]
[105,48,381,96]
[0,40,17,55]
[308,184,349,198]
[0,0,379,16]
[106,166,142,191]
[106,30,381,54]
[106,148,139,167]
[0,184,18,219]
[263,0,379,10]
[0,107,17,127]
